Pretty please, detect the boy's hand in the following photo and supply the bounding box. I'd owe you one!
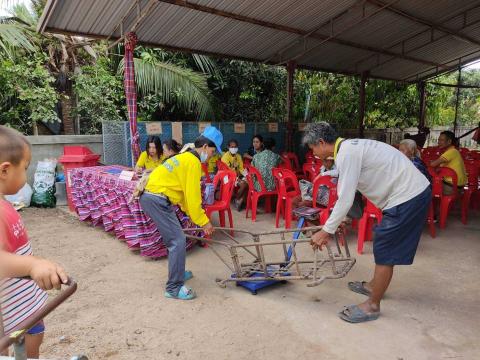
[29,258,68,290]
[202,222,214,236]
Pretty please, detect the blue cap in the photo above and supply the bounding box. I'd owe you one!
[202,126,223,154]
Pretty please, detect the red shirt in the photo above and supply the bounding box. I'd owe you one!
[0,199,28,252]
[0,199,48,335]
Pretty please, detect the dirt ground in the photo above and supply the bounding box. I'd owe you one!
[19,207,480,360]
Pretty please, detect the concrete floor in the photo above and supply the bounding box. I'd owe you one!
[24,206,480,360]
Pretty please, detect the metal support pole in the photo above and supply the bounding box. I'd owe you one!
[358,72,368,138]
[418,81,426,130]
[286,61,296,151]
[454,66,462,135]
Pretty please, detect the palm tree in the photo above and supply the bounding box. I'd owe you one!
[117,49,216,121]
[2,0,218,133]
[0,0,35,57]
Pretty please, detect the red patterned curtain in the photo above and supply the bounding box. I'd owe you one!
[124,32,141,164]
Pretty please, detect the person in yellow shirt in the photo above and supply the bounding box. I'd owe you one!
[430,131,467,195]
[135,136,165,173]
[221,139,249,210]
[139,126,223,300]
[207,153,221,174]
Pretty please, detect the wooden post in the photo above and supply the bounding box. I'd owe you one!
[418,81,426,130]
[453,66,462,135]
[286,60,296,151]
[358,72,368,138]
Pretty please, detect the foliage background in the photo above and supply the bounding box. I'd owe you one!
[1,1,480,135]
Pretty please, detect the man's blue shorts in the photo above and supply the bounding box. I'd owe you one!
[373,187,431,266]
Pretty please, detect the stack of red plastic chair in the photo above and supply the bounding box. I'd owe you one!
[429,167,460,229]
[462,160,480,223]
[272,168,301,229]
[356,198,382,254]
[311,175,338,225]
[245,165,277,222]
[281,153,305,180]
[205,170,237,234]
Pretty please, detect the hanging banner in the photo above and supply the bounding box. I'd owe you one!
[268,123,279,132]
[199,122,211,133]
[146,122,162,135]
[234,123,246,133]
[172,122,183,144]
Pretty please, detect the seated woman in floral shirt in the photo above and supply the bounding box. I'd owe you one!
[252,138,281,193]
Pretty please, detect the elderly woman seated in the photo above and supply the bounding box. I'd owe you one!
[398,139,431,183]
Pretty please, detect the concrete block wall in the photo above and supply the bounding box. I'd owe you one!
[26,135,103,184]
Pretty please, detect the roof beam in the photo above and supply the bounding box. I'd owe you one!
[156,0,444,70]
[355,5,480,74]
[403,49,480,82]
[366,0,480,47]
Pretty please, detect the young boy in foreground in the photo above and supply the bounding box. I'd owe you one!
[0,125,68,358]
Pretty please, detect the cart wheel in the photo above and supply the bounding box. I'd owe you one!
[280,280,288,284]
[235,282,240,287]
[251,290,257,295]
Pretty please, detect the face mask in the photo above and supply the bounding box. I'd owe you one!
[200,151,208,163]
[229,147,239,155]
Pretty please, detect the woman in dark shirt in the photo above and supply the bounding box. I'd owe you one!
[243,134,264,161]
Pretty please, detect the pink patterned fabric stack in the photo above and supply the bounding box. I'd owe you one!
[69,166,204,258]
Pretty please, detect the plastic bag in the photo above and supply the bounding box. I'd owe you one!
[5,183,33,208]
[299,180,313,201]
[204,183,215,205]
[31,160,57,208]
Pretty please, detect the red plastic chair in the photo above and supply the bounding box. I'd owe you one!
[201,163,212,183]
[245,165,277,222]
[462,160,479,224]
[281,153,305,180]
[217,160,230,172]
[205,170,237,234]
[429,167,459,229]
[302,162,321,182]
[272,168,301,229]
[459,147,470,160]
[311,175,338,225]
[356,198,382,254]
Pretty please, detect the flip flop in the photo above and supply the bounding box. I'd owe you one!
[165,285,196,300]
[348,281,371,296]
[338,304,380,323]
[184,270,193,281]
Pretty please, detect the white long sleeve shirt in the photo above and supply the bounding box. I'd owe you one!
[322,139,430,234]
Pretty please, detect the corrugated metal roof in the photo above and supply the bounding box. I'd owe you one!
[38,0,480,82]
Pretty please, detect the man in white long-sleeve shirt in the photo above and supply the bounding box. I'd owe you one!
[304,122,431,323]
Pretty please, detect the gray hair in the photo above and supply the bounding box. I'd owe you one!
[399,139,420,157]
[302,122,338,146]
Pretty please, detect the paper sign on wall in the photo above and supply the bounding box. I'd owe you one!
[146,122,162,135]
[119,170,135,181]
[298,123,308,131]
[234,123,245,133]
[268,123,278,132]
[172,122,183,144]
[198,122,211,133]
